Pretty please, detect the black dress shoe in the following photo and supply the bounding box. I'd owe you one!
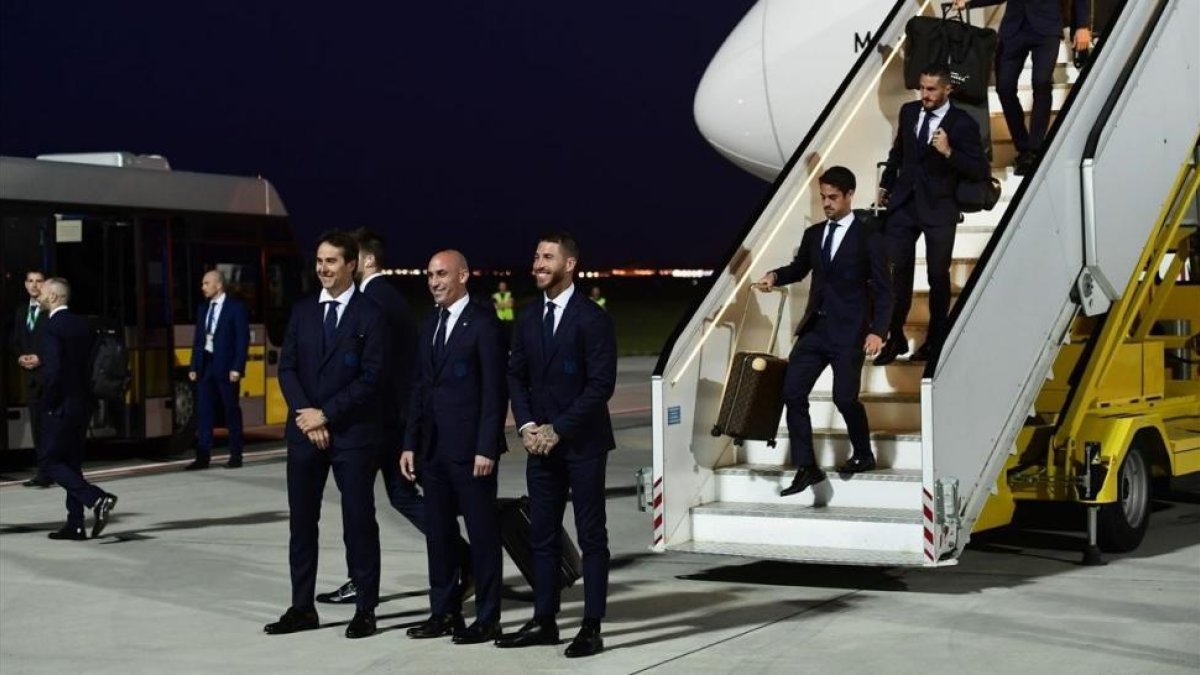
[23,476,53,488]
[1013,151,1039,176]
[873,339,909,366]
[345,610,377,639]
[453,620,501,645]
[838,455,877,474]
[225,457,243,469]
[780,466,827,497]
[184,460,210,471]
[565,622,604,658]
[91,493,118,539]
[910,342,939,362]
[407,613,465,639]
[263,606,319,635]
[494,618,560,648]
[316,580,357,604]
[48,525,87,541]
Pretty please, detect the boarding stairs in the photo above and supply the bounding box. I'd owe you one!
[651,0,1199,566]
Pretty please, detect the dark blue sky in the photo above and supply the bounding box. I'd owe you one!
[0,1,767,268]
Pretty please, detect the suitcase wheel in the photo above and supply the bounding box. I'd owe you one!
[767,439,777,448]
[711,425,722,437]
[733,437,744,447]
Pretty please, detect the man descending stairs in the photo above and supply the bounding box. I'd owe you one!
[682,26,1082,566]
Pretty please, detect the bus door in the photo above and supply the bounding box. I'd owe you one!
[264,248,307,425]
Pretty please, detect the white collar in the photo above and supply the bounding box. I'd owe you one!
[923,99,951,118]
[827,211,855,229]
[438,293,470,317]
[544,283,576,310]
[210,292,226,305]
[360,272,383,291]
[319,284,356,305]
[50,306,68,317]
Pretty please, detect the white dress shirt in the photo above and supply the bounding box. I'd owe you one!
[542,283,576,335]
[50,305,68,318]
[435,294,471,344]
[319,285,355,327]
[821,211,856,261]
[203,292,226,353]
[915,99,951,142]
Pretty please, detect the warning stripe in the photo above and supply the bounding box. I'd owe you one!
[922,487,936,563]
[652,475,665,546]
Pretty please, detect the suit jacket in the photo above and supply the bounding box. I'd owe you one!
[971,0,1091,39]
[771,214,893,346]
[362,277,417,433]
[189,296,250,379]
[10,301,48,390]
[881,101,991,228]
[404,297,508,462]
[39,309,95,415]
[507,289,617,459]
[278,290,388,450]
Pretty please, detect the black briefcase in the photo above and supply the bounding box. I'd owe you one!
[498,496,582,590]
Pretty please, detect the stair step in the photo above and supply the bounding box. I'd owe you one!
[985,84,1072,115]
[804,391,921,431]
[916,224,995,259]
[816,357,924,395]
[742,428,923,470]
[671,540,927,567]
[715,464,922,509]
[912,257,976,293]
[905,290,962,325]
[691,502,924,552]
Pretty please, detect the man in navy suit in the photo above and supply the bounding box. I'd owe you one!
[11,269,51,487]
[187,270,250,470]
[316,229,471,606]
[497,233,616,658]
[958,0,1091,174]
[401,250,507,645]
[36,277,118,540]
[755,167,893,493]
[264,231,388,640]
[876,64,991,365]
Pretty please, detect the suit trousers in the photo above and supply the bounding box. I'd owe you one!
[527,451,609,620]
[783,320,871,467]
[887,203,957,348]
[995,31,1061,154]
[286,442,380,611]
[42,406,104,527]
[422,455,500,623]
[195,356,243,460]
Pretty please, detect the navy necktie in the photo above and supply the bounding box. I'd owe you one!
[433,308,450,361]
[821,221,840,267]
[542,301,556,353]
[322,300,339,351]
[917,109,934,150]
[206,301,216,334]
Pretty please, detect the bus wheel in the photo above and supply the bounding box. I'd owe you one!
[1098,441,1151,553]
[170,377,197,452]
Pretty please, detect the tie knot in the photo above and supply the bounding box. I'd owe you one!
[546,301,556,313]
[439,307,450,321]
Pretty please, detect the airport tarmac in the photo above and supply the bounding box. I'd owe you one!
[1,358,1197,674]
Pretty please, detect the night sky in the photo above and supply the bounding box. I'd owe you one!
[0,1,768,269]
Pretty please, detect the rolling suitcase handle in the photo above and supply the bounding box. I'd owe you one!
[716,284,789,409]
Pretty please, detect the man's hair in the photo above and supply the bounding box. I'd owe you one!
[316,229,360,265]
[920,63,953,86]
[539,231,580,260]
[44,277,70,302]
[818,166,856,195]
[25,269,46,280]
[351,227,386,267]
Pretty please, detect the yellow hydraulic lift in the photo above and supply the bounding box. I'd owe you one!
[977,139,1200,561]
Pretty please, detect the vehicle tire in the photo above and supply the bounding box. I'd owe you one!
[169,377,197,453]
[1097,440,1151,553]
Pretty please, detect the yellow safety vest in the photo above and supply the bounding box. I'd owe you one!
[592,296,607,309]
[493,291,514,321]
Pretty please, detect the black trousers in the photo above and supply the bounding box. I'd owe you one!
[995,31,1061,155]
[887,203,957,349]
[783,319,871,467]
[423,455,500,623]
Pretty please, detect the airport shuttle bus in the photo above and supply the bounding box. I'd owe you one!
[0,154,310,453]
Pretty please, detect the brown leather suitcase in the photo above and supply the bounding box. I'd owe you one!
[711,288,789,447]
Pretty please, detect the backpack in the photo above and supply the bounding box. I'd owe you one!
[91,327,130,400]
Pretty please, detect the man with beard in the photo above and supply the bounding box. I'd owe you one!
[497,233,616,658]
[875,64,989,366]
[754,166,892,494]
[265,230,387,640]
[401,250,507,645]
[11,269,51,487]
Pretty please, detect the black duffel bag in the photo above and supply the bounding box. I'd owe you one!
[904,8,997,104]
[956,176,1002,213]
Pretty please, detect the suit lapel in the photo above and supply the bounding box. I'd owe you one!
[542,292,580,372]
[320,293,358,368]
[825,217,862,274]
[434,300,473,379]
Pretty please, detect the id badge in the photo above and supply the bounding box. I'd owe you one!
[205,334,215,352]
